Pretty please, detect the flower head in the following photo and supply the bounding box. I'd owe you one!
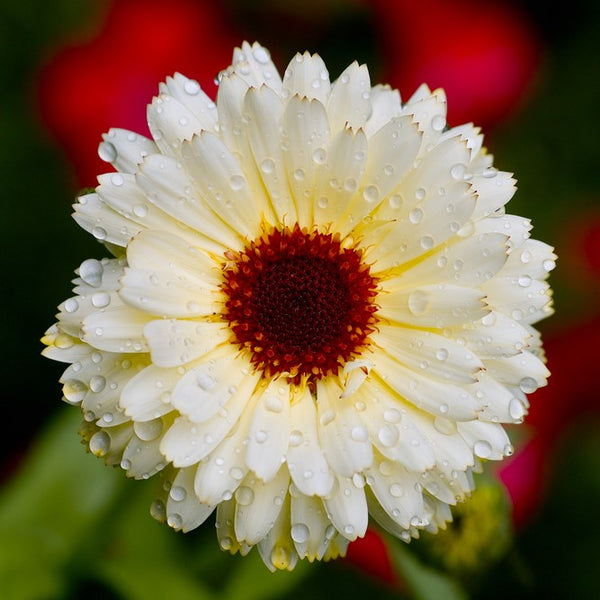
[43,42,555,570]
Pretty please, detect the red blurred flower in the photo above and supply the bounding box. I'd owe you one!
[345,527,399,587]
[368,0,542,128]
[498,318,600,527]
[37,0,240,187]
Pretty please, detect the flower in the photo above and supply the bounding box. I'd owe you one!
[42,41,555,571]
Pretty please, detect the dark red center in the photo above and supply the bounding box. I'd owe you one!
[220,225,379,384]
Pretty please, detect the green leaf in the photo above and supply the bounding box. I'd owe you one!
[390,542,469,600]
[0,408,127,600]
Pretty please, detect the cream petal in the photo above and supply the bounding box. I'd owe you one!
[82,304,151,353]
[144,319,229,368]
[282,52,331,104]
[166,466,215,532]
[282,95,330,228]
[99,128,158,173]
[483,278,552,324]
[484,351,550,390]
[120,363,181,421]
[316,379,373,477]
[244,85,296,225]
[327,62,372,133]
[160,73,218,132]
[287,386,334,497]
[257,496,299,572]
[364,84,402,137]
[289,493,335,559]
[373,325,484,384]
[457,420,512,461]
[231,41,283,92]
[501,238,556,281]
[370,348,480,420]
[215,500,251,556]
[136,154,238,253]
[399,86,447,155]
[246,379,291,482]
[122,428,166,479]
[322,475,368,541]
[313,125,367,232]
[147,94,206,157]
[473,214,532,249]
[470,170,517,221]
[180,132,265,238]
[171,349,259,423]
[377,283,488,329]
[234,467,289,545]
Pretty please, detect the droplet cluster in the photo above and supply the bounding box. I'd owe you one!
[220,225,379,384]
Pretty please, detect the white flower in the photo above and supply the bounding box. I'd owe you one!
[43,41,555,570]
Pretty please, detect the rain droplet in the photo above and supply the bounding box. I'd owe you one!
[134,418,163,441]
[169,486,187,501]
[415,187,426,200]
[317,196,329,209]
[509,397,526,421]
[363,184,379,203]
[252,45,270,64]
[150,499,166,521]
[389,483,404,498]
[260,158,275,174]
[450,163,467,180]
[64,298,79,313]
[436,348,449,361]
[133,204,148,218]
[409,208,423,224]
[254,429,268,443]
[91,292,111,308]
[229,467,244,480]
[378,425,399,447]
[89,375,106,393]
[92,226,107,241]
[167,513,183,529]
[420,235,434,250]
[351,425,368,442]
[519,377,538,394]
[383,409,402,424]
[474,440,492,459]
[408,290,431,315]
[433,416,456,435]
[289,430,303,446]
[89,431,110,456]
[196,373,216,391]
[518,275,532,288]
[312,148,327,164]
[543,259,555,272]
[431,114,446,132]
[79,258,103,287]
[235,485,254,506]
[183,79,201,95]
[265,395,283,413]
[110,173,124,187]
[229,175,246,190]
[389,194,403,209]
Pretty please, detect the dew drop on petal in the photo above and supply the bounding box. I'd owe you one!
[509,397,527,421]
[167,513,183,529]
[110,173,124,187]
[289,429,303,446]
[229,175,246,191]
[474,440,492,459]
[351,425,369,442]
[89,431,110,457]
[235,485,255,506]
[79,258,103,287]
[183,79,201,95]
[408,290,431,316]
[134,418,163,441]
[519,376,538,394]
[390,483,404,498]
[150,499,166,521]
[91,292,111,308]
[409,208,424,224]
[378,425,399,447]
[64,298,79,313]
[169,486,187,501]
[89,375,106,393]
[260,158,275,174]
[436,348,449,361]
[431,114,446,132]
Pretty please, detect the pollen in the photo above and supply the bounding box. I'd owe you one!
[220,225,379,384]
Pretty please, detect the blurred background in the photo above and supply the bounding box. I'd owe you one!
[1,0,599,598]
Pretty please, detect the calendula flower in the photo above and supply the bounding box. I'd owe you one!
[43,42,555,571]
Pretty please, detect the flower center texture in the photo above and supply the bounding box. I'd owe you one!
[220,225,379,384]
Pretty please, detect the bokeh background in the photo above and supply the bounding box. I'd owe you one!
[1,0,599,598]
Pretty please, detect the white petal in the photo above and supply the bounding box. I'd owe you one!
[246,379,291,482]
[282,52,331,103]
[231,41,282,92]
[257,496,299,571]
[290,492,335,559]
[377,284,488,329]
[400,85,447,154]
[484,351,550,390]
[364,84,402,137]
[282,95,330,227]
[181,131,264,238]
[234,467,289,545]
[82,305,151,353]
[373,325,484,384]
[99,128,158,173]
[316,379,373,477]
[327,62,372,133]
[470,170,517,220]
[120,363,181,421]
[371,348,479,420]
[166,466,215,532]
[160,73,218,132]
[171,348,259,423]
[322,475,368,541]
[244,85,296,225]
[136,154,238,253]
[122,427,166,479]
[144,319,229,367]
[287,387,334,497]
[457,420,512,460]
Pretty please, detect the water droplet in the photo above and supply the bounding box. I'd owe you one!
[352,473,365,488]
[312,148,327,164]
[98,141,117,163]
[252,45,270,64]
[167,513,183,529]
[89,431,110,456]
[420,235,434,250]
[110,173,124,187]
[482,167,498,179]
[229,174,246,191]
[303,470,314,480]
[436,348,449,361]
[63,379,86,404]
[408,290,431,315]
[543,259,555,272]
[351,425,368,442]
[91,292,111,308]
[254,429,268,443]
[383,409,402,424]
[320,410,335,426]
[196,373,216,391]
[389,483,404,497]
[92,226,107,241]
[509,397,526,421]
[150,499,166,521]
[518,275,532,288]
[260,158,275,174]
[519,377,538,394]
[133,204,148,218]
[64,298,79,313]
[474,440,492,458]
[363,184,379,203]
[415,187,426,200]
[503,444,515,456]
[344,178,358,192]
[433,416,456,435]
[378,425,399,447]
[183,79,201,95]
[79,258,103,287]
[229,467,244,480]
[409,208,423,224]
[293,168,305,181]
[289,430,303,446]
[265,395,283,413]
[317,196,329,209]
[235,485,254,506]
[169,486,187,501]
[450,163,467,180]
[431,114,446,132]
[89,375,106,393]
